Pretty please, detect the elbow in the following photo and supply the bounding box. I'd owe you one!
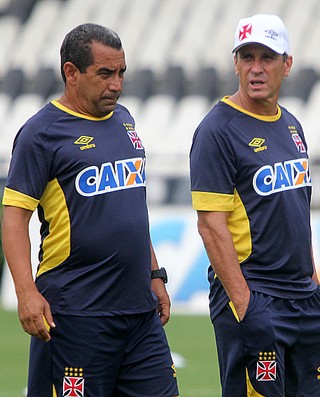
[197,217,211,242]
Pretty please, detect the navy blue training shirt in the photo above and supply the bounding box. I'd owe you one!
[3,101,157,316]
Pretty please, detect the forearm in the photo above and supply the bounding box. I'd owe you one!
[311,243,319,284]
[2,206,35,296]
[2,206,54,340]
[150,241,159,270]
[197,211,250,317]
[150,240,171,325]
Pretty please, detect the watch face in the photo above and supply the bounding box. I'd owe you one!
[152,268,168,283]
[159,268,168,283]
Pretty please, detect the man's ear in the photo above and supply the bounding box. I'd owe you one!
[283,55,293,78]
[234,53,239,76]
[63,62,79,85]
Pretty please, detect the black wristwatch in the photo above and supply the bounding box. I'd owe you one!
[151,267,168,283]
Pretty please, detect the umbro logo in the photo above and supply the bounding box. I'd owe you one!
[249,138,267,152]
[264,29,279,41]
[74,136,96,151]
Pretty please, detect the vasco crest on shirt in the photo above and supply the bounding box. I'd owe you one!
[127,129,144,149]
[123,122,144,149]
[291,133,306,153]
[288,125,306,153]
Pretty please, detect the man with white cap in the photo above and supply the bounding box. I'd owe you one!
[190,14,320,396]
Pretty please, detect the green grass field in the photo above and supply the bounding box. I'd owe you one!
[166,313,221,397]
[0,309,221,397]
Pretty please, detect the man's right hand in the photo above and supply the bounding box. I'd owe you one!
[17,287,55,342]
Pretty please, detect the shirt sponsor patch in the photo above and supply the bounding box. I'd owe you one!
[75,157,146,197]
[253,158,311,196]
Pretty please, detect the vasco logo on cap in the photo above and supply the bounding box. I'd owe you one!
[239,24,252,41]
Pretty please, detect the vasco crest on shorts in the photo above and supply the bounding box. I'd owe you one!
[63,367,85,397]
[256,352,277,382]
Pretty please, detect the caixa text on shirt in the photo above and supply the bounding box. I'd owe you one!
[75,157,146,196]
[253,158,311,196]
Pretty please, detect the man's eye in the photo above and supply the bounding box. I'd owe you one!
[99,72,112,78]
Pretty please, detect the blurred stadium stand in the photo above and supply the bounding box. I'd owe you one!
[0,0,320,207]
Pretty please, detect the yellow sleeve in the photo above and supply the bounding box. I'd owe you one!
[191,191,234,211]
[2,187,39,211]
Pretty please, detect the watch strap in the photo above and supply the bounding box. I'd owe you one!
[151,267,168,283]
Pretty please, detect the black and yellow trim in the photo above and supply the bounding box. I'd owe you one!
[246,368,266,396]
[191,191,234,212]
[221,96,281,122]
[37,178,71,276]
[192,189,252,264]
[2,187,39,211]
[51,100,113,121]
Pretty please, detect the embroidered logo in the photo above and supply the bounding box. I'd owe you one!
[291,134,306,153]
[239,24,252,41]
[127,130,144,149]
[256,352,277,381]
[288,126,306,153]
[74,136,96,151]
[317,366,320,380]
[249,138,267,152]
[123,123,144,149]
[264,29,279,41]
[63,367,84,396]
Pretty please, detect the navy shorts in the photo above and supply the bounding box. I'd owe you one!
[27,310,179,397]
[213,288,320,397]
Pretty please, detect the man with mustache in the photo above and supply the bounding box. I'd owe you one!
[2,23,179,397]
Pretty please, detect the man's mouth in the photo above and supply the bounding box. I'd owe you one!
[250,80,265,86]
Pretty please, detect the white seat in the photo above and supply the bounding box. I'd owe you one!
[279,96,305,122]
[202,0,251,71]
[136,94,176,156]
[137,0,190,72]
[250,0,287,19]
[0,92,12,122]
[9,1,62,76]
[302,82,320,159]
[115,0,157,67]
[90,0,127,28]
[0,92,12,175]
[167,95,210,175]
[40,0,99,70]
[0,94,45,165]
[119,95,143,121]
[300,22,320,69]
[0,0,10,11]
[171,0,219,72]
[0,16,20,76]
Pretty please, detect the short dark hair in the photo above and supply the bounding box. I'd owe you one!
[60,23,122,83]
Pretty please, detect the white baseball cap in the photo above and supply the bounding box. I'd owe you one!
[232,14,290,55]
